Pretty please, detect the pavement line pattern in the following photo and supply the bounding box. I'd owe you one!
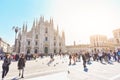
[70,66,109,80]
[109,73,120,80]
[26,72,68,80]
[6,68,66,80]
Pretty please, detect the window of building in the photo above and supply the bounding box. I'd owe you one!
[45,37,48,41]
[28,41,30,45]
[35,41,38,45]
[116,39,119,43]
[36,35,38,39]
[59,49,61,53]
[35,49,38,53]
[45,28,48,33]
[59,43,61,46]
[44,47,48,54]
[27,49,30,54]
[54,42,56,46]
[54,37,56,40]
[54,49,56,53]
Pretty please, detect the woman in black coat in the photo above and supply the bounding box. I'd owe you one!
[18,54,26,78]
[2,54,11,79]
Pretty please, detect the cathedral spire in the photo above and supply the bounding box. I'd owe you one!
[74,41,76,46]
[33,19,35,27]
[51,18,53,25]
[40,16,42,22]
[40,16,44,22]
[57,25,59,34]
[39,17,41,24]
[22,23,25,32]
[62,30,65,40]
[50,17,52,24]
[36,18,38,26]
[25,23,27,32]
[32,19,36,30]
[42,16,44,21]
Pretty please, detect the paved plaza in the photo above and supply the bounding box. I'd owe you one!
[68,61,120,80]
[0,56,120,80]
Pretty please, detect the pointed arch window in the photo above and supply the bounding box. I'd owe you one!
[54,49,56,53]
[35,49,38,53]
[45,28,48,33]
[54,42,56,46]
[27,49,30,54]
[54,37,56,40]
[28,41,30,45]
[59,43,61,46]
[35,41,38,45]
[45,37,48,41]
[36,35,38,39]
[116,39,119,43]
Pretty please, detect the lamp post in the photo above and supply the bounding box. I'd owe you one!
[12,26,21,53]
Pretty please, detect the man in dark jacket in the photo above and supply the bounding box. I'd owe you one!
[82,51,88,72]
[82,52,87,68]
[2,54,11,79]
[18,54,26,78]
[69,54,72,65]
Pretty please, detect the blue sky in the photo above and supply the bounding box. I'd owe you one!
[0,0,53,45]
[0,0,120,46]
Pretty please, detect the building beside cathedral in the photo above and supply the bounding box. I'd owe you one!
[113,28,120,49]
[0,37,11,53]
[90,34,114,50]
[16,16,65,55]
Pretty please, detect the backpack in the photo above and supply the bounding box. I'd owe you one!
[118,51,120,56]
[2,59,9,67]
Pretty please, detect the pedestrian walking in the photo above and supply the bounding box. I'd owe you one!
[98,50,103,63]
[68,54,72,65]
[82,51,88,72]
[47,53,54,66]
[72,53,77,65]
[18,54,26,78]
[117,49,120,62]
[2,54,11,80]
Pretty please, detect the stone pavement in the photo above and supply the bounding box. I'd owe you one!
[0,56,68,80]
[0,56,120,80]
[26,72,68,80]
[68,61,120,80]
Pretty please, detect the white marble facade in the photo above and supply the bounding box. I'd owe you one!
[16,16,65,55]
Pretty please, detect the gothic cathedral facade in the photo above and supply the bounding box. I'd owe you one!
[16,16,65,55]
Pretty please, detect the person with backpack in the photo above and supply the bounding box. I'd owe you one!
[117,49,120,62]
[2,54,11,80]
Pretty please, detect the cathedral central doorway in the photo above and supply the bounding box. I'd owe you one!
[27,48,30,54]
[35,49,38,53]
[44,47,48,55]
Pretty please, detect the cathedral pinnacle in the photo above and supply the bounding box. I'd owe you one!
[22,23,25,32]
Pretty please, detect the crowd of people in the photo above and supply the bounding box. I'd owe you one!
[1,48,120,79]
[0,52,61,80]
[68,48,120,71]
[0,53,41,61]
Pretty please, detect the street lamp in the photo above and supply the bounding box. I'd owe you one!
[12,26,21,53]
